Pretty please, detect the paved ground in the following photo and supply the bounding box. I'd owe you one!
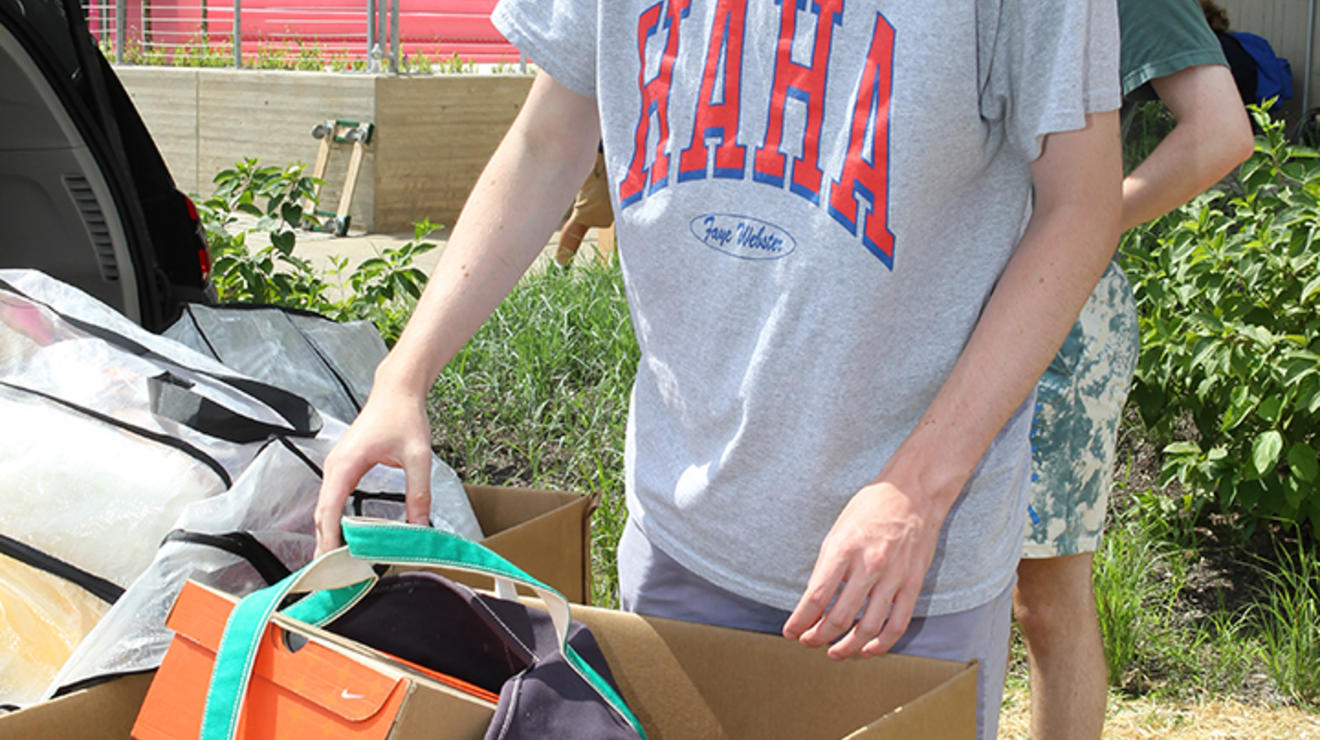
[273,223,612,277]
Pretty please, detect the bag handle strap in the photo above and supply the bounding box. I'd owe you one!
[146,372,318,444]
[200,518,645,739]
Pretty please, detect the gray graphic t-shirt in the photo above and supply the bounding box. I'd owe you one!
[494,0,1119,616]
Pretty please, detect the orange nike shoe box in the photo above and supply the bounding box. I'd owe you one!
[133,580,491,739]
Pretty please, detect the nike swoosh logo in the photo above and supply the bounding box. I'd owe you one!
[341,689,365,700]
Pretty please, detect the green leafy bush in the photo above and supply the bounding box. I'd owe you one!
[325,226,437,345]
[197,158,435,344]
[1120,108,1320,535]
[200,158,323,305]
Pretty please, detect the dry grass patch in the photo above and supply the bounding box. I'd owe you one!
[999,687,1320,738]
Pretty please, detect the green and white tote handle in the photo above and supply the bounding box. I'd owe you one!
[199,517,645,739]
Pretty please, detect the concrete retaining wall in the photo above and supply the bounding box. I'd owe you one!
[116,67,532,233]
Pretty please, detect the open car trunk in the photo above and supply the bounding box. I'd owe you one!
[0,0,210,329]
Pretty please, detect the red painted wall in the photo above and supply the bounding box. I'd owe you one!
[90,0,520,63]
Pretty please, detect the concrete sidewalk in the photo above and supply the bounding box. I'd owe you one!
[245,221,612,277]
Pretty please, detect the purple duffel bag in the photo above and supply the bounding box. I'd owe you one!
[200,519,646,740]
[328,571,642,739]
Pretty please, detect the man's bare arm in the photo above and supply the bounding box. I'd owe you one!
[1122,63,1254,230]
[784,111,1123,659]
[314,72,600,553]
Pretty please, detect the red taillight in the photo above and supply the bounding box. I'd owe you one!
[197,248,211,283]
[183,194,212,283]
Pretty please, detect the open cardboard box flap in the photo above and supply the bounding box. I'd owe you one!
[559,602,977,739]
[458,484,596,603]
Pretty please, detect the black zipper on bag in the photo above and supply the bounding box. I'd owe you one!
[0,379,232,487]
[293,324,365,414]
[182,304,223,361]
[349,490,406,516]
[50,669,154,700]
[160,530,292,585]
[0,532,124,604]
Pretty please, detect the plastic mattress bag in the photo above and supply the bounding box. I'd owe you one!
[0,385,229,588]
[0,269,482,542]
[43,438,317,697]
[163,303,387,425]
[0,270,483,707]
[0,550,112,707]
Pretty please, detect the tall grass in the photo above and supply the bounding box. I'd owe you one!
[1093,513,1184,687]
[427,259,637,606]
[1255,537,1320,705]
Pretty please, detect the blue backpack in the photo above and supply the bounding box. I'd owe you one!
[1230,31,1293,108]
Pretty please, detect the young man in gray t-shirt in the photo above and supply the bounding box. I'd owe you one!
[314,2,1123,737]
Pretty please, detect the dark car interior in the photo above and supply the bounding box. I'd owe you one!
[0,0,209,330]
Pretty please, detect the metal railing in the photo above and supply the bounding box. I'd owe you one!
[84,0,526,72]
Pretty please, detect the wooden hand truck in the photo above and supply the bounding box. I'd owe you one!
[303,119,374,236]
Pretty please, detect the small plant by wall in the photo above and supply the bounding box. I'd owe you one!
[198,157,435,344]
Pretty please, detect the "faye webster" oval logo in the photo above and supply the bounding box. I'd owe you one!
[689,213,797,261]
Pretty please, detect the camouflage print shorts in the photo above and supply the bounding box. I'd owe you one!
[1022,262,1140,558]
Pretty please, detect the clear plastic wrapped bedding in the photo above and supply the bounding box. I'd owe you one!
[0,270,482,708]
[163,303,388,426]
[0,552,112,707]
[0,388,229,587]
[43,439,319,696]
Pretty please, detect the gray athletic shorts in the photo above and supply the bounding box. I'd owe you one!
[617,517,1014,740]
[1023,261,1140,558]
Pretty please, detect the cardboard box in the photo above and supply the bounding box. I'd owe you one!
[130,581,975,739]
[458,484,595,604]
[573,603,977,738]
[3,485,977,739]
[0,484,594,739]
[4,598,976,740]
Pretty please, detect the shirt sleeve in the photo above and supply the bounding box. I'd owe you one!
[982,0,1122,161]
[492,0,598,98]
[1118,0,1226,96]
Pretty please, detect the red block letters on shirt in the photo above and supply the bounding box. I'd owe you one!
[619,1,896,267]
[753,0,844,203]
[827,11,896,266]
[619,0,692,208]
[677,0,749,181]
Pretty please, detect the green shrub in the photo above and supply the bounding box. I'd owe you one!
[197,158,434,344]
[1120,107,1320,535]
[1123,100,1177,173]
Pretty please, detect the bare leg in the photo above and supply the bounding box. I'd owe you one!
[593,224,616,265]
[1014,553,1106,740]
[555,220,590,267]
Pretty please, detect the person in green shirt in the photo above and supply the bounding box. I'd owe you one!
[1013,0,1254,737]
